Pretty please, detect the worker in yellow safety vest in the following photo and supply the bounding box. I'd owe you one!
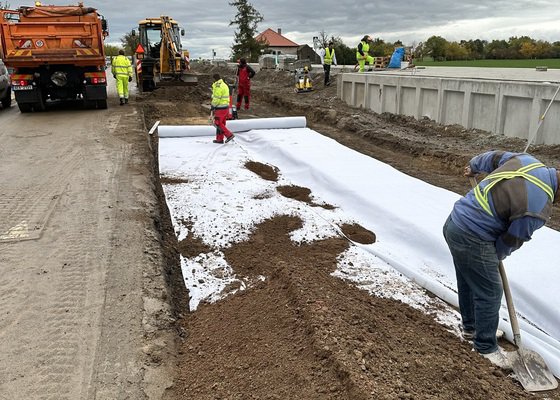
[111,49,133,105]
[211,73,235,144]
[320,41,337,86]
[356,35,374,73]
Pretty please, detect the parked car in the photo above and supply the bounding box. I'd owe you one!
[0,60,11,109]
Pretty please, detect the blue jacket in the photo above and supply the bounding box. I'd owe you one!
[451,151,558,260]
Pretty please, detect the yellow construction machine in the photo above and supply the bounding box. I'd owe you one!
[133,16,197,92]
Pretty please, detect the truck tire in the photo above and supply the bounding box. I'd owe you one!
[18,102,33,113]
[1,88,11,108]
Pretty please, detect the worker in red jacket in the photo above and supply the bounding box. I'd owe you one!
[235,58,256,111]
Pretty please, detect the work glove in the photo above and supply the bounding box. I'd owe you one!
[128,76,132,82]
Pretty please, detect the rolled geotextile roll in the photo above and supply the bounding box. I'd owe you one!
[157,116,307,138]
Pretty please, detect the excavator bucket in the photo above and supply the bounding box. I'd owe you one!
[156,72,198,87]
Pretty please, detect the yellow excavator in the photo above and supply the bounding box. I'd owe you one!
[133,16,197,92]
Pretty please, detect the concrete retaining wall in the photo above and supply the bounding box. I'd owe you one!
[337,69,560,145]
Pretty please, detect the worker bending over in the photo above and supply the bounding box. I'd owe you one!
[356,35,374,73]
[211,73,235,144]
[235,58,255,111]
[443,151,559,369]
[111,49,133,105]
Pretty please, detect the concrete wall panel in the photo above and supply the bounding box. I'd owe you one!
[400,87,417,117]
[355,82,366,108]
[470,93,496,132]
[368,83,382,113]
[502,96,531,139]
[441,90,464,125]
[538,100,560,145]
[420,88,438,120]
[342,81,353,104]
[383,85,398,114]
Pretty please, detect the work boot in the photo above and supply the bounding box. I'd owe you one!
[124,98,129,104]
[213,139,224,144]
[119,98,124,106]
[480,348,513,370]
[463,329,503,341]
[462,329,475,340]
[225,134,235,143]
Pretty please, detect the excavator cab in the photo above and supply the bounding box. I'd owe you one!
[134,16,196,92]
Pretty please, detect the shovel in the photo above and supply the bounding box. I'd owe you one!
[468,177,558,391]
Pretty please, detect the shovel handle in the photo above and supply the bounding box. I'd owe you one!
[498,262,522,347]
[468,176,522,347]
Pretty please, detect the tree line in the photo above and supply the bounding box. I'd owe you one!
[418,36,560,61]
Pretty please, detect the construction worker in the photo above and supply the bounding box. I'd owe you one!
[443,150,559,369]
[211,73,234,144]
[111,49,133,105]
[235,58,255,111]
[320,42,337,86]
[356,35,374,73]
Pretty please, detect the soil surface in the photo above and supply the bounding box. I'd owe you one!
[139,64,560,399]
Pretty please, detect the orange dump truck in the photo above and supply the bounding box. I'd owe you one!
[0,4,108,112]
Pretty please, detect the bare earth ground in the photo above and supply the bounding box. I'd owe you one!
[140,65,560,399]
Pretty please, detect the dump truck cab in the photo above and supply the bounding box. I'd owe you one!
[134,16,195,92]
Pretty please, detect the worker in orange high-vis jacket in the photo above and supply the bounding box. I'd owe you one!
[211,73,235,144]
[111,49,133,105]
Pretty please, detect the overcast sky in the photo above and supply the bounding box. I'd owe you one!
[90,0,560,59]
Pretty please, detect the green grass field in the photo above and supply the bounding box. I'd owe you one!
[414,59,560,68]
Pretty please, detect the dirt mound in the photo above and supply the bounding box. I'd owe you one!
[245,160,279,181]
[339,223,376,244]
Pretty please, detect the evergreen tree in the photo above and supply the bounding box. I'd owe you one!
[229,0,265,62]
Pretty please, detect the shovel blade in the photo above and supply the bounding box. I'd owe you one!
[509,348,558,392]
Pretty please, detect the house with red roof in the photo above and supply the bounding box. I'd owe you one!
[255,28,299,56]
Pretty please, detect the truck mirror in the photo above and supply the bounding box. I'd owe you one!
[181,29,185,37]
[131,29,136,37]
[101,18,107,32]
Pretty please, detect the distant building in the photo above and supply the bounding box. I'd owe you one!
[297,44,320,64]
[255,28,299,57]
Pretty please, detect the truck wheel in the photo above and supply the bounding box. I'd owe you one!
[34,93,46,111]
[18,103,33,113]
[1,88,11,108]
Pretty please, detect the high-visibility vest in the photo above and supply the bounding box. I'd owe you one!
[324,48,335,65]
[112,55,132,77]
[357,41,370,59]
[473,162,554,216]
[211,79,230,109]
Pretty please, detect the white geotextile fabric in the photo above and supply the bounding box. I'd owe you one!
[159,123,560,377]
[157,116,307,137]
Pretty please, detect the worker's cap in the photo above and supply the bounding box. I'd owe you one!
[239,58,247,65]
[212,73,221,80]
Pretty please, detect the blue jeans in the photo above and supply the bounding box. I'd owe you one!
[443,215,503,354]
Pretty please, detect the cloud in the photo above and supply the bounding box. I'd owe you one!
[94,0,560,59]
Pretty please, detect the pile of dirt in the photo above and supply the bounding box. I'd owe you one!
[140,65,560,399]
